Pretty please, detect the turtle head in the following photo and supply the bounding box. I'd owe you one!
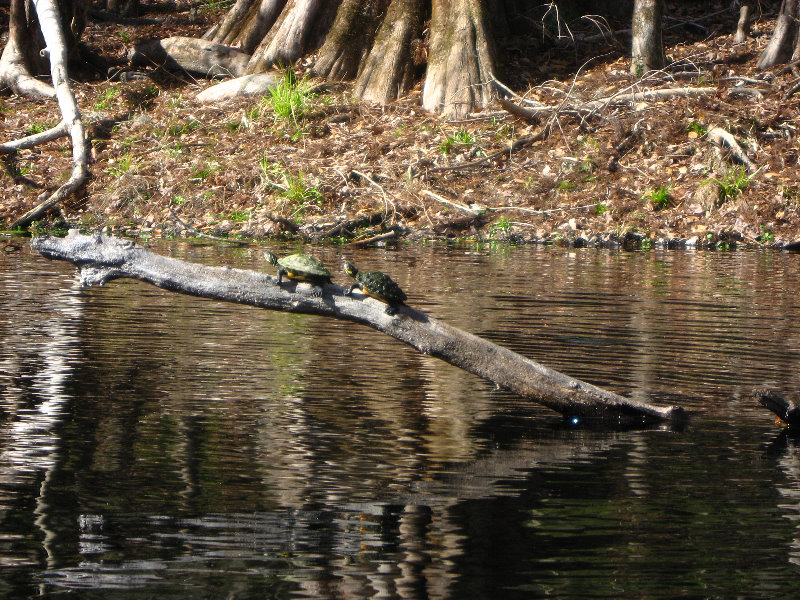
[343,262,358,279]
[264,251,279,267]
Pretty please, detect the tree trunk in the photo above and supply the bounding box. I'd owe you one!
[423,0,496,118]
[630,0,664,75]
[0,0,53,97]
[204,0,287,55]
[311,0,391,81]
[31,231,686,427]
[353,0,425,104]
[245,0,341,74]
[757,0,800,69]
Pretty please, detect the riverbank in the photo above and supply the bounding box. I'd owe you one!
[3,5,800,251]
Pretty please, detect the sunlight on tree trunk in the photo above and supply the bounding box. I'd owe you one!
[353,0,425,105]
[757,0,800,69]
[630,0,664,75]
[311,0,390,80]
[422,0,496,118]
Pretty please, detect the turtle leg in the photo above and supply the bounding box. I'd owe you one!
[385,305,398,316]
[310,285,323,298]
[344,283,360,297]
[276,268,285,285]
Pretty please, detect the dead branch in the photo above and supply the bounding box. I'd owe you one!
[7,0,88,231]
[706,126,757,172]
[31,231,685,427]
[421,190,478,215]
[0,122,68,154]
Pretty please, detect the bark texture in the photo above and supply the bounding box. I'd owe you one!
[311,0,390,80]
[129,36,252,77]
[757,0,800,69]
[353,0,424,104]
[246,0,341,74]
[31,231,686,427]
[204,0,287,55]
[630,0,665,75]
[422,0,496,118]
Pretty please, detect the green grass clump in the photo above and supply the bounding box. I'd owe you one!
[266,69,314,126]
[643,185,672,210]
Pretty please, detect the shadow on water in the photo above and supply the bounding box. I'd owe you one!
[2,243,800,598]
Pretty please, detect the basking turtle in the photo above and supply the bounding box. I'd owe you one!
[343,262,407,315]
[265,251,332,297]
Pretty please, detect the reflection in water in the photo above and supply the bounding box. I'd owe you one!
[1,244,800,597]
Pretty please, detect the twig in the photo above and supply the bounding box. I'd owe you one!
[168,206,252,245]
[430,114,551,173]
[345,230,398,246]
[421,190,478,215]
[351,169,397,214]
[489,203,599,215]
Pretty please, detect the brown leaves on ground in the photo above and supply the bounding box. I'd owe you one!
[2,2,800,248]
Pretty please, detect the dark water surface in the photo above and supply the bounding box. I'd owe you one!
[2,241,800,598]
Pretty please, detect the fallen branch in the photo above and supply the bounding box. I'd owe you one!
[32,231,685,427]
[169,206,253,245]
[706,126,757,172]
[0,121,68,154]
[421,190,478,215]
[345,230,398,246]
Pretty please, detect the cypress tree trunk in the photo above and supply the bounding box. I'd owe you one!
[312,0,391,80]
[245,0,341,74]
[757,0,800,69]
[353,0,425,104]
[630,0,664,75]
[422,0,496,118]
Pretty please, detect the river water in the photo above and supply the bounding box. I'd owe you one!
[1,240,799,598]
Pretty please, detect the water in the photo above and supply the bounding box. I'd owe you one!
[1,240,800,598]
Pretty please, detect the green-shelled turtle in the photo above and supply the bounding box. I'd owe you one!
[343,262,407,315]
[265,251,332,297]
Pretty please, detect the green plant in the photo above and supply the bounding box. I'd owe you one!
[757,229,775,243]
[489,216,512,237]
[439,127,477,154]
[166,119,200,137]
[94,86,120,111]
[119,30,131,43]
[643,185,672,210]
[266,69,313,126]
[283,170,322,205]
[709,166,752,203]
[687,122,707,136]
[107,154,137,177]
[25,122,55,135]
[556,180,575,192]
[172,196,187,205]
[595,202,609,215]
[228,209,250,222]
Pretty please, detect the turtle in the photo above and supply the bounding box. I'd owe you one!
[343,262,407,315]
[265,250,332,297]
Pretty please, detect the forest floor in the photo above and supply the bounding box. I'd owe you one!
[2,2,800,250]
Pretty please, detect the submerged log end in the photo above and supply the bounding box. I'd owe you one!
[754,388,800,428]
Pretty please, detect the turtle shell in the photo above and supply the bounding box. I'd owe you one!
[278,253,332,281]
[356,270,407,305]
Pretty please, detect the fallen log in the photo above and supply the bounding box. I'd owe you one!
[31,231,686,427]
